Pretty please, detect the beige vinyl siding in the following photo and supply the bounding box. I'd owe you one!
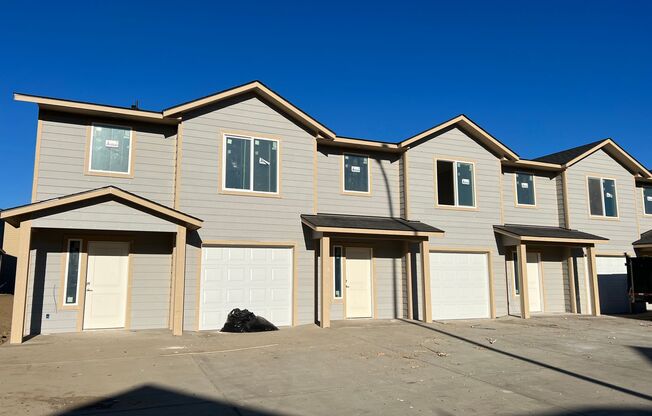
[35,111,176,207]
[406,127,507,316]
[566,149,639,254]
[317,146,401,217]
[502,170,563,227]
[23,230,173,335]
[31,200,177,233]
[635,183,652,234]
[178,94,315,328]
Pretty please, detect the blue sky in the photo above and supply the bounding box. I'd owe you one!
[1,0,650,208]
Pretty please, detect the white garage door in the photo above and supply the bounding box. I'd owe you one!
[199,246,293,330]
[430,252,491,320]
[596,256,629,314]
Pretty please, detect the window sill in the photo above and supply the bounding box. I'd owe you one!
[219,188,282,199]
[84,170,134,179]
[515,203,537,209]
[588,215,620,221]
[434,204,478,211]
[341,190,372,197]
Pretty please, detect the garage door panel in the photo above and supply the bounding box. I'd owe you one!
[596,256,629,314]
[430,252,490,320]
[200,247,293,330]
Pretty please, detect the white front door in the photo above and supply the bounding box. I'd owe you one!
[345,247,373,318]
[199,246,293,330]
[526,253,543,313]
[429,252,490,320]
[83,241,130,330]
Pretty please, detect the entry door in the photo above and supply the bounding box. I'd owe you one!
[83,241,130,330]
[526,253,543,313]
[345,247,373,318]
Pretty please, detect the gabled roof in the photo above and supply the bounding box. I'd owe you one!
[0,186,203,230]
[13,93,175,124]
[398,115,520,161]
[162,80,336,139]
[533,139,651,177]
[534,140,606,164]
[494,224,608,245]
[301,213,443,237]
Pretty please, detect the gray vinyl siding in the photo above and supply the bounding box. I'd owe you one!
[129,234,174,330]
[24,230,76,335]
[177,95,315,329]
[24,230,173,335]
[635,183,652,234]
[566,149,639,254]
[317,146,401,217]
[32,200,177,233]
[406,128,508,316]
[36,111,176,207]
[502,170,563,227]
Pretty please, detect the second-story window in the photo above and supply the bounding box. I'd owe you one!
[436,160,475,207]
[588,177,618,217]
[89,124,132,175]
[343,154,370,193]
[515,173,536,206]
[223,134,279,194]
[644,187,652,215]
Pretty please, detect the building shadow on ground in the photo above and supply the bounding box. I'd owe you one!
[56,384,282,416]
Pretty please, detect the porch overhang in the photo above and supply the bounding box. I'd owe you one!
[0,186,203,231]
[633,230,652,249]
[493,224,608,246]
[301,213,444,238]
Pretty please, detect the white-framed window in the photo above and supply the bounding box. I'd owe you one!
[89,124,133,174]
[436,160,476,207]
[63,239,82,305]
[643,186,652,215]
[512,251,520,296]
[587,177,618,217]
[515,172,536,206]
[223,134,279,194]
[343,153,370,193]
[333,245,343,299]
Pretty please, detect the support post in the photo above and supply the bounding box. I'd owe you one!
[172,226,187,336]
[586,246,601,316]
[566,247,578,314]
[517,243,530,319]
[320,236,331,328]
[10,221,32,344]
[405,242,413,320]
[420,239,432,323]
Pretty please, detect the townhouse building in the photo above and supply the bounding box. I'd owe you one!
[2,81,650,344]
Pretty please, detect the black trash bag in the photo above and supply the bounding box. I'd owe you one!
[220,308,279,333]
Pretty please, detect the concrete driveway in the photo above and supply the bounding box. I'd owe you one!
[1,315,651,416]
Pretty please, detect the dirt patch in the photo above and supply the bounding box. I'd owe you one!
[0,294,12,344]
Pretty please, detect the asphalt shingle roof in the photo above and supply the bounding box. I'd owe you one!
[532,139,607,165]
[301,213,443,233]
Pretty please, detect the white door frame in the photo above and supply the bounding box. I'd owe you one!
[344,247,374,319]
[527,252,545,313]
